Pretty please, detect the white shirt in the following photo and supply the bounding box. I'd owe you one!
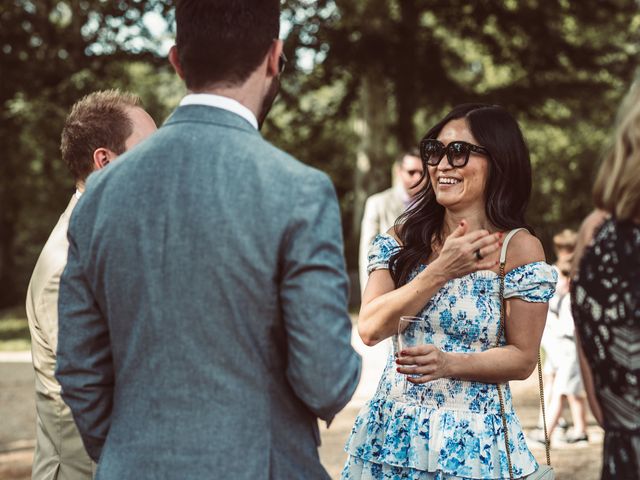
[179,93,258,130]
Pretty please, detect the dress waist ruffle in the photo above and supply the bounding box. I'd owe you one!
[344,396,538,479]
[383,375,511,414]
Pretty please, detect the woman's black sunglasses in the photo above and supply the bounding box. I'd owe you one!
[420,138,491,168]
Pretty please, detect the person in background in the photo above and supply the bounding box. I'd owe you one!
[359,150,424,294]
[529,229,589,445]
[571,75,640,480]
[26,90,156,480]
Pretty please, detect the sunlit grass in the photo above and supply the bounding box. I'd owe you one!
[0,307,30,351]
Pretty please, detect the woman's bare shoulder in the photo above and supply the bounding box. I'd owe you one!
[385,226,404,245]
[504,229,545,272]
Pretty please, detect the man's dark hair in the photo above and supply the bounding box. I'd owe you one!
[60,89,141,183]
[176,0,281,90]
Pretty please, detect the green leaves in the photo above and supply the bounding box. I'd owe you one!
[1,0,638,307]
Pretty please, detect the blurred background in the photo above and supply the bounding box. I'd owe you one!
[0,1,638,477]
[1,1,640,314]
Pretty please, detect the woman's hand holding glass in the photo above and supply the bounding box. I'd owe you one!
[429,220,503,282]
[396,344,450,384]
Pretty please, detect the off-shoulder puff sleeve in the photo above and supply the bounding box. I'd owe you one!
[504,261,558,302]
[367,234,401,275]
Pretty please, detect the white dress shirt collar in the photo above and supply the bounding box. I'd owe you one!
[179,93,258,130]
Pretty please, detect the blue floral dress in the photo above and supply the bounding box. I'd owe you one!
[342,234,557,480]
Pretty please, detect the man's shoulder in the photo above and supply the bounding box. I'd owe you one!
[133,115,319,177]
[367,187,396,202]
[82,120,332,208]
[365,187,400,210]
[260,142,329,184]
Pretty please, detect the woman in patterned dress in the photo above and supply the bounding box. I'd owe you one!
[342,104,557,479]
[571,76,640,479]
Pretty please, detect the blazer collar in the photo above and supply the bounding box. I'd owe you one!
[163,105,261,136]
[60,194,78,222]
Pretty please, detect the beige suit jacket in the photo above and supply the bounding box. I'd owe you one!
[26,195,94,480]
[358,186,406,294]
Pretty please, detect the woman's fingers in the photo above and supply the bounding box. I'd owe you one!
[396,347,447,382]
[449,221,468,238]
[396,365,437,376]
[460,228,492,244]
[469,232,502,252]
[473,243,501,262]
[398,345,437,357]
[467,233,502,268]
[476,258,499,270]
[438,229,504,278]
[407,375,439,384]
[396,351,436,366]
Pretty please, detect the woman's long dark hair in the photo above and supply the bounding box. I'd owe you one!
[389,103,533,287]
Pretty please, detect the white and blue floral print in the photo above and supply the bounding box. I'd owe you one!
[342,234,557,480]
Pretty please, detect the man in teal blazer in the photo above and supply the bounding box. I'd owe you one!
[55,1,361,478]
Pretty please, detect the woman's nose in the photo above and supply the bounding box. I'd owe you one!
[437,156,452,171]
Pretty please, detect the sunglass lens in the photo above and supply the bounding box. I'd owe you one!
[449,142,469,167]
[423,141,443,165]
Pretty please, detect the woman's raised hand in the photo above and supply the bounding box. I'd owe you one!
[430,220,502,281]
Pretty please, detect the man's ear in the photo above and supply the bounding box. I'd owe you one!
[266,39,283,78]
[169,45,185,80]
[93,148,113,170]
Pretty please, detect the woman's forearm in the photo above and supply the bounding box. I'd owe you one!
[358,262,449,346]
[444,345,538,383]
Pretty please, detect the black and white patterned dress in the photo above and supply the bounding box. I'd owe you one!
[571,219,640,480]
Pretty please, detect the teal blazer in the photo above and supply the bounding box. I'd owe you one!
[56,105,361,479]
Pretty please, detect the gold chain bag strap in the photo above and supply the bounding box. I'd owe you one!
[495,229,553,480]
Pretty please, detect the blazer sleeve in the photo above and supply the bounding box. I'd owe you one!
[358,195,380,295]
[55,216,114,462]
[279,171,361,422]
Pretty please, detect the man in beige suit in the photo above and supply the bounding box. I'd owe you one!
[358,151,424,293]
[26,90,156,480]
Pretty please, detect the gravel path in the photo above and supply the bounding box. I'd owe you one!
[0,332,604,479]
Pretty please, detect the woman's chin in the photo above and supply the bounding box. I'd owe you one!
[435,192,462,208]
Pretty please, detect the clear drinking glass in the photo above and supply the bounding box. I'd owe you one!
[397,316,426,401]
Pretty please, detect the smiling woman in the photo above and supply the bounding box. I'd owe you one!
[343,104,557,480]
[392,104,533,288]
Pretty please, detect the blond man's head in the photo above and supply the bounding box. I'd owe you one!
[61,89,157,184]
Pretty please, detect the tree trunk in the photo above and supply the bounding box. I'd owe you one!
[352,71,391,248]
[395,0,419,150]
[0,216,17,308]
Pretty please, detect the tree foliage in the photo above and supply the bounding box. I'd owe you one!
[0,0,177,306]
[1,0,638,307]
[277,0,639,285]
